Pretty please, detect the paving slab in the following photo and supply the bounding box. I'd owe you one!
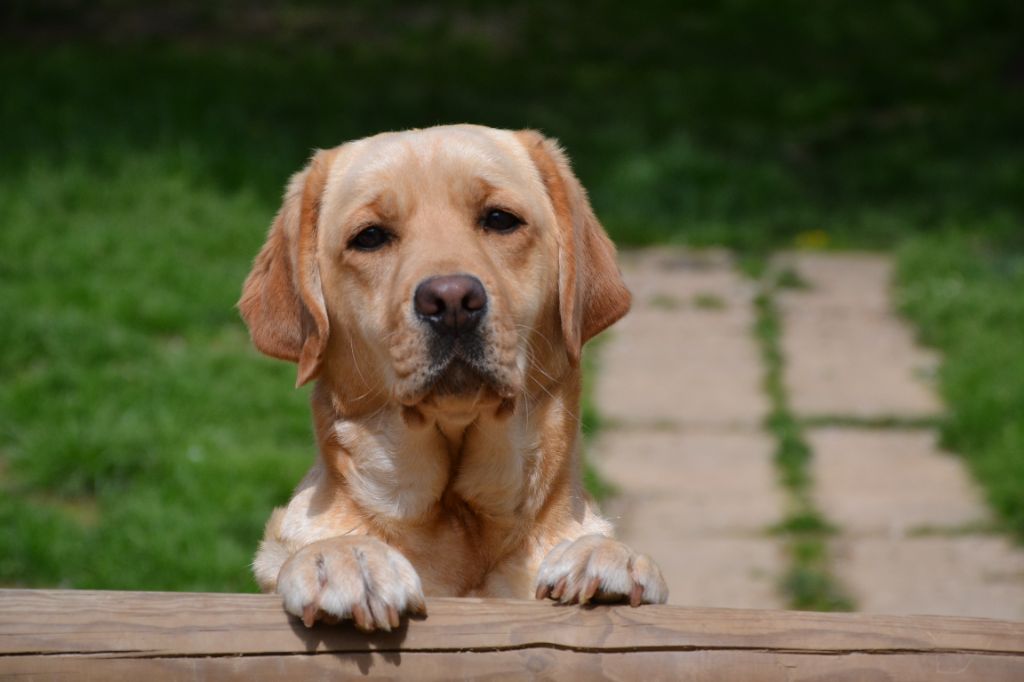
[834,536,1024,620]
[775,252,893,312]
[811,426,1024,618]
[596,430,783,535]
[616,248,751,308]
[777,252,942,419]
[598,249,767,428]
[809,428,991,535]
[594,429,785,608]
[640,537,783,609]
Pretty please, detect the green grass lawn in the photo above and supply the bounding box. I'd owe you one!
[2,1,1023,590]
[897,232,1024,540]
[0,157,313,590]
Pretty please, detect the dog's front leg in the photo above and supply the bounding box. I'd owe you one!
[275,536,426,632]
[534,535,668,606]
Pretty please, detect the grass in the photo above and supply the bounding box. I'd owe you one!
[2,1,1024,590]
[648,292,727,311]
[692,293,728,311]
[0,157,312,591]
[648,294,683,311]
[897,232,1024,540]
[581,336,618,504]
[2,2,1022,250]
[798,415,942,430]
[754,268,854,612]
[773,266,811,292]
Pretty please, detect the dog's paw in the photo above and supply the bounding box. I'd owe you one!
[276,536,426,632]
[534,534,668,607]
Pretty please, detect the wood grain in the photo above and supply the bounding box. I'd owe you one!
[1,589,1022,680]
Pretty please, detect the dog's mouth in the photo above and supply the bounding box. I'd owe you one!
[429,358,491,396]
[398,333,517,406]
[424,336,501,395]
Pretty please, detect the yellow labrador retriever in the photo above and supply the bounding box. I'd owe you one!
[239,125,667,631]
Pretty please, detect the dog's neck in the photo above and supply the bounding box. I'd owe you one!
[310,368,582,533]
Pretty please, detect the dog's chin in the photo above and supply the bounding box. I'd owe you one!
[398,357,517,410]
[430,359,489,396]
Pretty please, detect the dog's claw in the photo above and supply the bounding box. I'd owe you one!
[629,582,643,607]
[352,603,371,632]
[277,536,426,631]
[534,535,668,607]
[409,594,427,617]
[581,576,601,605]
[535,583,550,600]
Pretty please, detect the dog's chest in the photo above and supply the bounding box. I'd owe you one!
[332,415,543,595]
[387,492,535,597]
[336,412,539,522]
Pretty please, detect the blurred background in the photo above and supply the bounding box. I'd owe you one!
[1,1,1022,613]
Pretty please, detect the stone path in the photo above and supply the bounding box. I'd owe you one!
[594,249,783,609]
[780,252,1024,620]
[593,248,1024,618]
[776,253,941,419]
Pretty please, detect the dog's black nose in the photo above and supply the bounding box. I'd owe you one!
[414,274,487,336]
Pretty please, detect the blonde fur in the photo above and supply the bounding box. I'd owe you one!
[240,125,666,631]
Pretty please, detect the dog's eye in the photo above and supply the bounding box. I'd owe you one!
[349,226,393,251]
[481,209,523,234]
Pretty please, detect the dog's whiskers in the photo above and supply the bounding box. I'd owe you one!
[518,336,580,423]
[516,323,558,360]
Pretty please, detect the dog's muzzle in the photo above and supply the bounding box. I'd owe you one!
[413,274,499,395]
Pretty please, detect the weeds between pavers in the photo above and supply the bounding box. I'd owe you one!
[798,415,942,430]
[754,265,854,612]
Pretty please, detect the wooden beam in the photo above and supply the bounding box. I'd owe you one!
[1,589,1022,680]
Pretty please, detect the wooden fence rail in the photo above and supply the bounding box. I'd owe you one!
[1,589,1022,680]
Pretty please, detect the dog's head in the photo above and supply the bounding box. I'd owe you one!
[239,125,630,413]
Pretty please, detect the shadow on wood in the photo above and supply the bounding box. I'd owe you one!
[1,589,1022,680]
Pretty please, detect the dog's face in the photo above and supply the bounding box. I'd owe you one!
[240,125,630,415]
[317,127,557,407]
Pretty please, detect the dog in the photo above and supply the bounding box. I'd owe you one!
[239,125,667,631]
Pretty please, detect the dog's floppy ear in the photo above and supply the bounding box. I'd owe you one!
[239,148,338,387]
[516,130,631,366]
